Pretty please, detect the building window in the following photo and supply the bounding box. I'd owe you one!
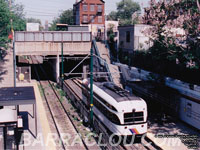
[90,4,95,12]
[90,15,95,23]
[83,15,88,23]
[126,31,130,43]
[83,4,88,12]
[97,5,102,12]
[98,16,102,23]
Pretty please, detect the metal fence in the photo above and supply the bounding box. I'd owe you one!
[15,31,92,42]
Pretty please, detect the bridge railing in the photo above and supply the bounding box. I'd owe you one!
[15,31,92,42]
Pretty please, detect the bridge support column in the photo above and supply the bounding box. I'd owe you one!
[52,54,60,83]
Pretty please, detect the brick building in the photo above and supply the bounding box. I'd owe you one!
[73,0,105,40]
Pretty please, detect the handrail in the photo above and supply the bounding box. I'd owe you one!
[92,40,104,66]
[104,40,111,62]
[92,40,113,82]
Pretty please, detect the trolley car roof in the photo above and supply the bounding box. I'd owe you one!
[0,86,36,106]
[95,82,141,102]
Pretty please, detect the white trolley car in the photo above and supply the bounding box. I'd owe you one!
[64,79,148,143]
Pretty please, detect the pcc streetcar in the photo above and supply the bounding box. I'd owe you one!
[79,79,148,142]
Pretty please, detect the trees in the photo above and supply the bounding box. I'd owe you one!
[143,0,200,69]
[107,0,141,25]
[0,0,10,58]
[107,11,118,21]
[11,3,26,31]
[49,9,74,31]
[0,0,26,59]
[26,18,41,24]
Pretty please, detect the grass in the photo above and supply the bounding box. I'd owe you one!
[38,84,45,98]
[51,83,66,102]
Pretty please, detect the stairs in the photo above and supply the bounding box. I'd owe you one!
[96,42,122,87]
[96,42,111,64]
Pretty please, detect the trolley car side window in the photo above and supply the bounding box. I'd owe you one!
[94,93,117,112]
[94,98,121,125]
[186,103,192,118]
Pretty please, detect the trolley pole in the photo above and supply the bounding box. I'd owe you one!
[61,42,64,89]
[90,47,94,127]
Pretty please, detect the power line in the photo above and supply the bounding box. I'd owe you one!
[24,7,62,13]
[25,3,70,10]
[34,0,68,4]
[26,13,59,17]
[25,10,59,15]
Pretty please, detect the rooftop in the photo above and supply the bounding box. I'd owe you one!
[0,86,36,106]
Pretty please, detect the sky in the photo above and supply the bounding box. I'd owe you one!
[15,0,149,25]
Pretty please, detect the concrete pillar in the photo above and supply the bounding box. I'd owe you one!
[83,65,87,79]
[52,54,60,83]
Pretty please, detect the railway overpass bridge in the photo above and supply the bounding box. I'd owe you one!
[14,31,121,87]
[14,31,92,82]
[14,31,92,56]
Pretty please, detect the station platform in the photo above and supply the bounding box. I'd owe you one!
[16,81,56,150]
[147,116,200,150]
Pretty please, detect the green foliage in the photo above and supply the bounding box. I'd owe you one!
[59,9,74,25]
[26,18,41,24]
[0,0,10,48]
[143,0,200,69]
[49,9,74,31]
[38,84,45,98]
[0,0,26,59]
[107,11,118,21]
[107,24,115,42]
[117,0,140,20]
[11,3,26,31]
[107,0,141,25]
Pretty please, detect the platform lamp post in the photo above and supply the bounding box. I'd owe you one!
[90,46,94,128]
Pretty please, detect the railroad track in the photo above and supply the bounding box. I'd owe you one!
[31,58,90,150]
[63,78,162,150]
[121,136,161,150]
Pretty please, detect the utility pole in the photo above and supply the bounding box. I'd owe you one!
[9,0,13,35]
[9,0,16,88]
[90,46,94,127]
[10,0,18,116]
[61,42,64,89]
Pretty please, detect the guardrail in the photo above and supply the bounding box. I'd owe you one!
[15,31,92,42]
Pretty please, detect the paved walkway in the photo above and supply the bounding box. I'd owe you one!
[147,115,200,150]
[0,48,14,87]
